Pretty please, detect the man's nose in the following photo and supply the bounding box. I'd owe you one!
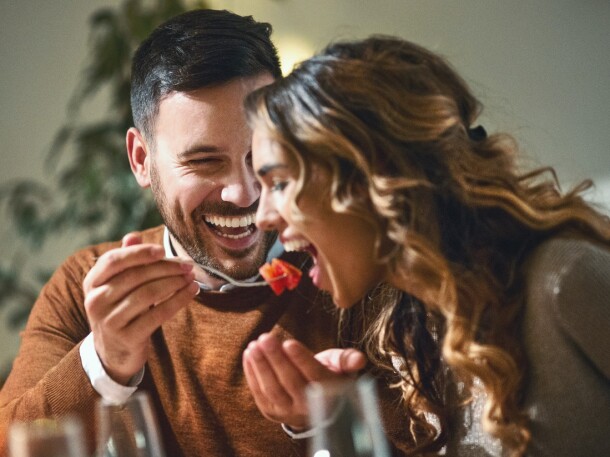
[220,166,260,208]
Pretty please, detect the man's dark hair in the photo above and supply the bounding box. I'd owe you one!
[131,8,282,139]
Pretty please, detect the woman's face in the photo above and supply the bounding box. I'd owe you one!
[252,125,386,308]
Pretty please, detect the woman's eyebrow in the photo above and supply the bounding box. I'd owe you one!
[257,163,289,177]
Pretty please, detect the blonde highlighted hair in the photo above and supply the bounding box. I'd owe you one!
[246,36,610,455]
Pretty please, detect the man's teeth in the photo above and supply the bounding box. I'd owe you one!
[217,228,253,239]
[283,239,311,252]
[204,213,256,228]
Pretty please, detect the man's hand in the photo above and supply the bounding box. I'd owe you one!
[242,333,366,430]
[83,233,199,385]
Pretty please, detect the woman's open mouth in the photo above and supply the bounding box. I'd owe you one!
[282,238,317,258]
[282,238,322,286]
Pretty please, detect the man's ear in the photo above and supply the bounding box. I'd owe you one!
[126,127,151,188]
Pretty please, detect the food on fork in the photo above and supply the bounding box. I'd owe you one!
[259,258,302,295]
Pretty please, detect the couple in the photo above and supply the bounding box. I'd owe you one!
[2,8,609,457]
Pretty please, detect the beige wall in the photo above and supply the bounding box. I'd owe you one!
[210,0,610,189]
[0,0,120,368]
[1,0,609,366]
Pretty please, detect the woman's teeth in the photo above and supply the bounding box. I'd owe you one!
[283,239,311,252]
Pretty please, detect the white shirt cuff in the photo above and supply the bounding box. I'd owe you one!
[281,423,317,440]
[281,396,346,440]
[79,333,144,404]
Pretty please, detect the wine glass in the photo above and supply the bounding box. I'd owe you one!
[96,391,166,457]
[306,375,391,457]
[8,417,86,457]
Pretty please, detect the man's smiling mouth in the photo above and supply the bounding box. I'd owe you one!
[204,213,256,239]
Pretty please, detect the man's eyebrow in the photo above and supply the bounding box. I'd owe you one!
[257,163,289,177]
[177,145,220,160]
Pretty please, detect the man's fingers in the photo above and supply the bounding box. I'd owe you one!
[121,232,143,247]
[85,243,166,289]
[125,280,199,338]
[85,260,194,319]
[99,274,196,326]
[90,280,198,384]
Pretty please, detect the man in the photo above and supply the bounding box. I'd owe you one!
[0,9,341,456]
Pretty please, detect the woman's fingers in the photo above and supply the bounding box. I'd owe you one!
[257,334,311,406]
[244,340,294,410]
[313,348,367,375]
[282,339,342,381]
[242,335,369,431]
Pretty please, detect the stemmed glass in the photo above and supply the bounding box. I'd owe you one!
[306,375,391,457]
[96,391,166,457]
[8,417,86,457]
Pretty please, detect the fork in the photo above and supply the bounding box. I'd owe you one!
[195,263,285,288]
[163,257,290,288]
[94,255,287,288]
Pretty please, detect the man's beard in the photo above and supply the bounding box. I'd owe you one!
[150,164,276,280]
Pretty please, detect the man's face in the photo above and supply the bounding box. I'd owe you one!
[147,74,276,280]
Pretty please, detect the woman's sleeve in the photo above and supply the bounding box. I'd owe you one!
[548,240,610,379]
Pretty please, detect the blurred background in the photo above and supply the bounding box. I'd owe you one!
[1,0,609,375]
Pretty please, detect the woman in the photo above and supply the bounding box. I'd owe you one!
[243,36,610,456]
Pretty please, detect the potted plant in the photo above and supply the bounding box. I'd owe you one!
[0,0,209,382]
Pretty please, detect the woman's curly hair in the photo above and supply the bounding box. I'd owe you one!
[245,36,610,455]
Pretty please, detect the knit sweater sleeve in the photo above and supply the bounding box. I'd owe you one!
[539,238,610,379]
[521,237,610,456]
[0,247,105,454]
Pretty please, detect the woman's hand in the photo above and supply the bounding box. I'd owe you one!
[243,333,366,430]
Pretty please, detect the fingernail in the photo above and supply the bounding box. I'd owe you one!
[347,350,364,366]
[188,282,200,295]
[249,345,263,361]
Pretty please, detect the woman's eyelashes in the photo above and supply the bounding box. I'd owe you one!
[270,178,288,192]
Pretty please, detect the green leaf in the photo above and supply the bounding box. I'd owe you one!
[1,0,212,378]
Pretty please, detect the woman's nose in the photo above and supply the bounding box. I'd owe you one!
[256,193,281,231]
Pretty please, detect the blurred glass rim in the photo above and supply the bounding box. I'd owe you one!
[98,389,150,408]
[8,416,86,457]
[306,374,377,399]
[9,416,83,439]
[305,374,381,425]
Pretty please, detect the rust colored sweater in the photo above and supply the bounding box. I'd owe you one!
[0,226,339,456]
